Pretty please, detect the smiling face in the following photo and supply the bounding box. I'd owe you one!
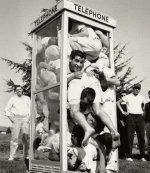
[69,55,85,72]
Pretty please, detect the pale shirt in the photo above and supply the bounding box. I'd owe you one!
[77,24,99,40]
[83,143,98,172]
[101,67,116,103]
[122,93,146,114]
[36,122,45,135]
[5,95,30,117]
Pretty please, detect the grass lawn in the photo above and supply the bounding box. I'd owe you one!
[0,133,150,173]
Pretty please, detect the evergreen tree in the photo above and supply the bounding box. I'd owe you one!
[0,42,32,97]
[114,43,143,100]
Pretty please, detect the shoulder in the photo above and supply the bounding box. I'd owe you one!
[23,95,30,100]
[9,95,17,101]
[138,94,146,100]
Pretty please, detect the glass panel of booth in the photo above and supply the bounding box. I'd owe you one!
[35,16,62,90]
[33,87,60,161]
[31,15,62,164]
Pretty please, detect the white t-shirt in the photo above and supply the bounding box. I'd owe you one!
[122,93,146,114]
[101,67,116,103]
[5,95,30,117]
[83,143,98,171]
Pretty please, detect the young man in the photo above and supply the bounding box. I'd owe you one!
[117,83,146,161]
[144,90,150,160]
[5,85,30,160]
[67,50,119,147]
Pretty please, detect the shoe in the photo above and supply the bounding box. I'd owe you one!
[141,158,147,162]
[8,157,14,161]
[126,158,133,161]
[25,156,29,159]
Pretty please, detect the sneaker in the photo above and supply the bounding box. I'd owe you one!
[8,157,14,161]
[141,158,147,162]
[126,158,133,161]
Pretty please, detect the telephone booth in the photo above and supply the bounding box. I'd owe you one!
[29,0,117,172]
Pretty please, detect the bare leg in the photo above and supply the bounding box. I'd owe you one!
[70,104,95,146]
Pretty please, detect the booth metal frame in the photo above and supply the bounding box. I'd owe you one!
[29,0,117,172]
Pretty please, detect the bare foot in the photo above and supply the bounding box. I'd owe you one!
[82,128,95,147]
[111,131,120,141]
[111,131,120,150]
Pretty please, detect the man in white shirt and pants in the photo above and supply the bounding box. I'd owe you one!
[117,83,146,161]
[5,85,30,160]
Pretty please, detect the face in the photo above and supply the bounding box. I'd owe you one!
[86,113,97,129]
[15,87,23,97]
[69,56,85,72]
[68,150,78,170]
[133,87,140,96]
[71,134,82,147]
[121,93,126,97]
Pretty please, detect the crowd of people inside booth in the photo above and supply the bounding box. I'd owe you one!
[33,20,121,173]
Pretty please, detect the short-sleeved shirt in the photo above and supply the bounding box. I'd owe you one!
[122,93,146,114]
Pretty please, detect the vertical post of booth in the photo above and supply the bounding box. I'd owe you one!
[29,33,37,170]
[60,10,69,172]
[109,30,119,171]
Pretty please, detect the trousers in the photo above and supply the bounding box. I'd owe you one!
[10,116,29,158]
[126,114,145,158]
[145,122,150,158]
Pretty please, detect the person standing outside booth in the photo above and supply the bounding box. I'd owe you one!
[5,85,30,160]
[144,90,150,160]
[117,83,146,161]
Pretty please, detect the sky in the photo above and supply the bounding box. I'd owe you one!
[0,0,150,127]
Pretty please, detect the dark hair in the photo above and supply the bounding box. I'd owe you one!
[14,85,23,91]
[122,90,127,94]
[80,87,96,112]
[70,50,86,60]
[72,125,85,141]
[68,154,81,171]
[148,90,150,94]
[36,114,45,124]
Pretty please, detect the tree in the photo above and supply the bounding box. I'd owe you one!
[0,42,32,97]
[0,42,142,99]
[114,43,143,100]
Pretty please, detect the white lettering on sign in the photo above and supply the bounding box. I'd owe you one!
[74,3,109,23]
[33,5,58,28]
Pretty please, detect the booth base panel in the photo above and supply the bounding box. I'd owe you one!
[30,160,60,173]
